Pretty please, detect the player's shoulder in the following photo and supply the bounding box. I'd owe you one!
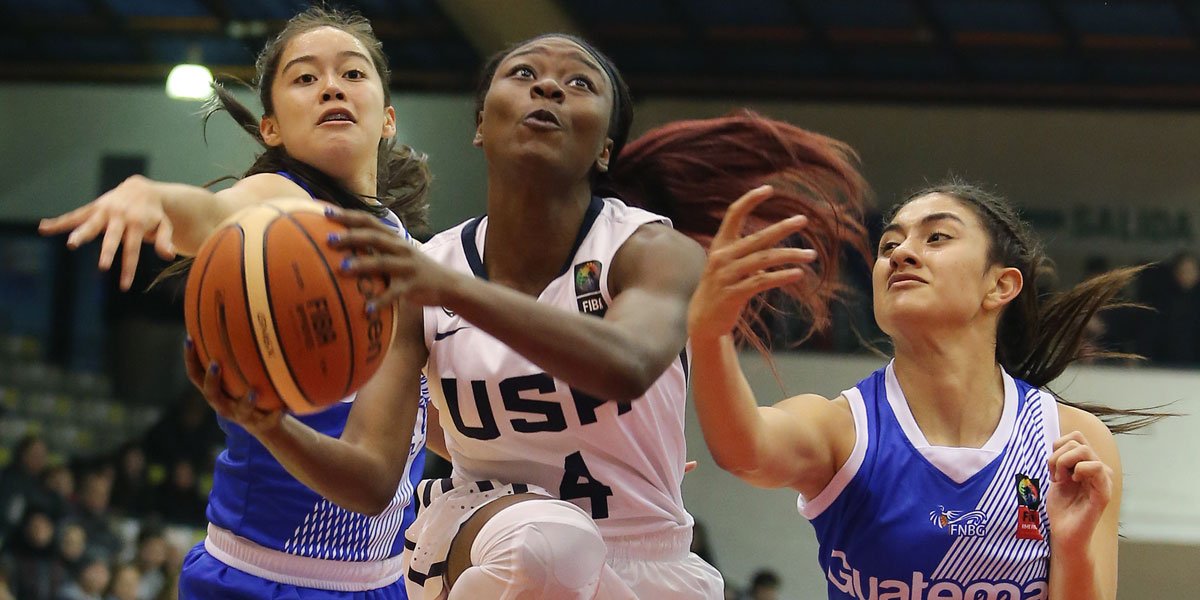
[231,172,312,200]
[596,195,661,220]
[777,393,854,421]
[1055,401,1121,474]
[621,221,703,259]
[422,218,475,254]
[1056,402,1115,445]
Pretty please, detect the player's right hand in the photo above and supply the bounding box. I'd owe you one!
[325,206,462,310]
[39,174,177,290]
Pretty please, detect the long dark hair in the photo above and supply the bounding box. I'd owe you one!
[890,180,1166,433]
[207,5,430,234]
[475,35,872,352]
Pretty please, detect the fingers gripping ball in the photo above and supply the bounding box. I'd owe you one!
[184,199,395,413]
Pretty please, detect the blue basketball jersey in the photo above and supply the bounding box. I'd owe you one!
[206,173,428,562]
[803,362,1057,600]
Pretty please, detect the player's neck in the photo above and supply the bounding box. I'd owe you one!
[891,332,1006,449]
[341,168,377,200]
[315,155,377,199]
[482,175,594,295]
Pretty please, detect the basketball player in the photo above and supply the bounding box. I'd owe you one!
[688,181,1160,599]
[39,8,431,598]
[189,33,869,599]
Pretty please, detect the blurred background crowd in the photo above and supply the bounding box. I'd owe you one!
[4,0,1200,597]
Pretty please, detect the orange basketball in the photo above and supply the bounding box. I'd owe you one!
[184,199,395,414]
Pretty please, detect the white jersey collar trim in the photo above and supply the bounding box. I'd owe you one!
[883,360,1017,484]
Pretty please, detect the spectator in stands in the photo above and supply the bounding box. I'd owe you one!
[0,569,14,600]
[131,523,169,600]
[104,563,140,600]
[109,444,152,517]
[0,435,54,534]
[745,569,781,600]
[42,464,78,520]
[75,471,121,560]
[149,460,206,527]
[0,506,65,600]
[58,551,110,600]
[1139,250,1200,366]
[141,389,221,474]
[56,521,87,580]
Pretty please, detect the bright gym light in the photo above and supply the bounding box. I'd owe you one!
[166,64,214,100]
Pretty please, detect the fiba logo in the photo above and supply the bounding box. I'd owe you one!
[573,260,608,316]
[1014,474,1044,540]
[929,505,988,537]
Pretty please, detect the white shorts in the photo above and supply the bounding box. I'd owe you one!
[401,477,723,600]
[605,533,723,599]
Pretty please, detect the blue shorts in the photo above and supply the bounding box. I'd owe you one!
[181,543,409,600]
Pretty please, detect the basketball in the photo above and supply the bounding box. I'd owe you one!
[184,199,395,414]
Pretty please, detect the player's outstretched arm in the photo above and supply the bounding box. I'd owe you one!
[1047,407,1121,600]
[39,173,309,290]
[187,300,428,516]
[328,207,707,403]
[688,185,853,495]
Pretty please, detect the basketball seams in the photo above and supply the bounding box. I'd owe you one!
[237,220,286,408]
[188,227,227,374]
[237,205,303,410]
[188,224,283,407]
[279,209,357,402]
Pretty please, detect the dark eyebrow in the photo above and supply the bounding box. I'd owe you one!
[881,212,967,237]
[281,50,371,75]
[505,46,604,76]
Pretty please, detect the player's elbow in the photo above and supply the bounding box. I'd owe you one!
[356,482,398,517]
[615,341,684,401]
[358,501,388,518]
[343,467,403,516]
[708,444,784,488]
[710,449,760,479]
[606,359,658,402]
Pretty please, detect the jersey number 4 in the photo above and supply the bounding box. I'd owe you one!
[560,451,613,519]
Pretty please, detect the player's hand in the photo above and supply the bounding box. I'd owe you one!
[325,207,461,310]
[687,185,816,341]
[38,174,177,290]
[1046,430,1114,548]
[184,339,283,437]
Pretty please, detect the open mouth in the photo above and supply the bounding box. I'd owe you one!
[523,109,561,128]
[318,109,356,125]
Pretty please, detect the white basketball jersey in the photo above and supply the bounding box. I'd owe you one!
[420,196,693,539]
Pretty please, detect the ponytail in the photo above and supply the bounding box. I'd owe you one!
[608,109,872,352]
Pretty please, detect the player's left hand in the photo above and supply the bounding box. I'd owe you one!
[183,339,284,437]
[1046,430,1114,548]
[325,207,460,310]
[687,185,816,342]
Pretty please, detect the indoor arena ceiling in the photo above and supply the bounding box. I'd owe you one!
[3,0,1200,107]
